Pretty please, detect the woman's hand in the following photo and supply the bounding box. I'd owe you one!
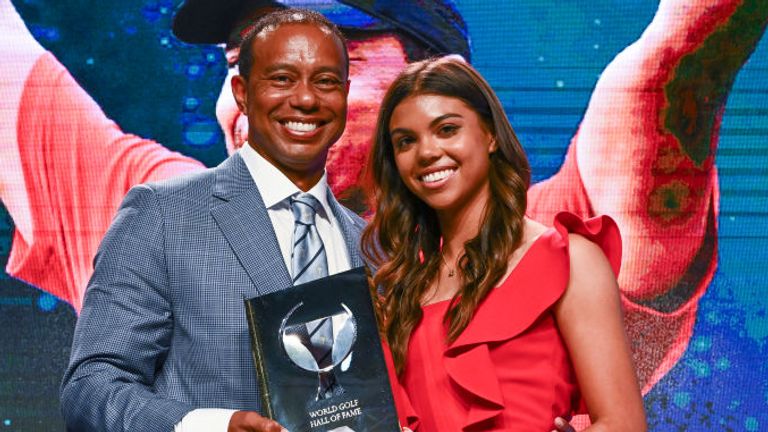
[551,416,576,432]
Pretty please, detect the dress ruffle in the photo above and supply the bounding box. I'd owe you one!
[434,212,621,430]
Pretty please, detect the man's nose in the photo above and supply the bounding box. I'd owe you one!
[290,80,319,111]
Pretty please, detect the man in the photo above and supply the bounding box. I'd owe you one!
[60,10,365,432]
[3,0,766,405]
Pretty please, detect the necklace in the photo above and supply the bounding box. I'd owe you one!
[441,253,457,278]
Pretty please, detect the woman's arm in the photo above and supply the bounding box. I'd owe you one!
[554,234,647,431]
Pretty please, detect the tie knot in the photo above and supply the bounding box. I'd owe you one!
[291,193,322,225]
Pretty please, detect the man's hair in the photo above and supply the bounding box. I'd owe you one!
[238,8,349,80]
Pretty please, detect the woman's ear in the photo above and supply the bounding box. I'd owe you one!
[488,137,497,153]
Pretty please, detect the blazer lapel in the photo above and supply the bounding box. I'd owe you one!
[210,154,292,296]
[326,191,366,269]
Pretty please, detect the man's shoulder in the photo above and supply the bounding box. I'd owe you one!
[332,200,367,232]
[323,188,364,224]
[143,166,216,198]
[342,205,366,225]
[139,153,243,201]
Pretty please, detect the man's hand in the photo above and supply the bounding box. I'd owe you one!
[552,416,576,432]
[228,411,287,432]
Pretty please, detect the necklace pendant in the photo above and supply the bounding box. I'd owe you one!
[448,269,455,278]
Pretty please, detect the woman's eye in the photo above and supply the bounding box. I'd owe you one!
[438,124,459,136]
[395,137,415,149]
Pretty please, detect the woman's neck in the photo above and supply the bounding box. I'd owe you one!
[436,192,488,260]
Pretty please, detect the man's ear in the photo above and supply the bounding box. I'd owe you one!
[231,74,248,113]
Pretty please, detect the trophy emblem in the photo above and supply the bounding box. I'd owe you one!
[280,302,357,400]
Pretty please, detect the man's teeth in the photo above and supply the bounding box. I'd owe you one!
[421,169,454,183]
[285,121,318,132]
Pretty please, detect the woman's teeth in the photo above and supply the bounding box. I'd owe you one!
[421,169,455,183]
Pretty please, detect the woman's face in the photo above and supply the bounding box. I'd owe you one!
[389,94,496,215]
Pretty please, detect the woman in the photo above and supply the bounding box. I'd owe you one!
[362,56,647,431]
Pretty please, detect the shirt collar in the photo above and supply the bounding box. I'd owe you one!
[238,142,333,217]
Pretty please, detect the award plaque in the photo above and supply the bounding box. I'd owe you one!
[244,267,400,432]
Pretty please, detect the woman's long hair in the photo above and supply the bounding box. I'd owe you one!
[361,56,531,372]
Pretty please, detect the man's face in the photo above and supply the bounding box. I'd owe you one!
[220,33,409,196]
[230,22,349,190]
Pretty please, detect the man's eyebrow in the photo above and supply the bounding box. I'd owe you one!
[262,63,300,74]
[260,64,345,77]
[314,65,346,77]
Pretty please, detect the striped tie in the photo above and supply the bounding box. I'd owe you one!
[290,193,329,285]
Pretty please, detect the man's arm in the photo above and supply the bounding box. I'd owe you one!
[528,0,767,391]
[0,0,205,311]
[60,185,193,431]
[0,0,43,244]
[61,184,287,432]
[575,0,765,303]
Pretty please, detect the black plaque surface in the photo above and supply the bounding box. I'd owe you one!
[244,267,400,432]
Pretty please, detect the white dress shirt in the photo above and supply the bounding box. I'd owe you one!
[175,144,352,432]
[240,142,351,276]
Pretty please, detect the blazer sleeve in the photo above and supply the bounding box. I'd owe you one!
[60,184,193,431]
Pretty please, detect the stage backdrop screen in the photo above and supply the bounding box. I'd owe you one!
[1,0,767,430]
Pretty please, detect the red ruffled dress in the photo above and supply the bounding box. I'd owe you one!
[394,213,621,431]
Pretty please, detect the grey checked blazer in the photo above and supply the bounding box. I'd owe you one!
[60,153,366,431]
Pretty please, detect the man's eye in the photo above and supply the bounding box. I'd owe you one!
[316,77,342,88]
[271,75,293,85]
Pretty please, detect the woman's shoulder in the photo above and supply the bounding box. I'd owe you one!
[511,214,618,267]
[503,212,622,289]
[548,212,622,277]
